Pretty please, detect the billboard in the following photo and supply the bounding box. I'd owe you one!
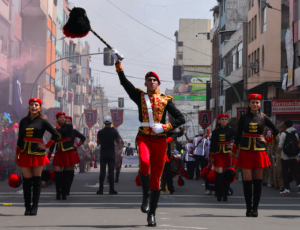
[174,75,210,93]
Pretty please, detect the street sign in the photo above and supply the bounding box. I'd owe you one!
[118,98,124,108]
[103,47,114,66]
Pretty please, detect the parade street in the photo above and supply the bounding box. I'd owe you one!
[1,165,300,230]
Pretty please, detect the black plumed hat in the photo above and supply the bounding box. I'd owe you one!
[63,7,91,38]
[223,167,236,184]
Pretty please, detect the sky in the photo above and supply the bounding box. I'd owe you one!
[70,0,217,109]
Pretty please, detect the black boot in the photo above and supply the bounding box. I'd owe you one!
[23,177,32,216]
[139,171,150,213]
[216,173,223,201]
[115,171,120,183]
[147,190,160,227]
[55,172,63,200]
[223,181,229,202]
[62,171,68,200]
[243,180,253,217]
[30,176,42,215]
[253,179,262,217]
[66,171,74,196]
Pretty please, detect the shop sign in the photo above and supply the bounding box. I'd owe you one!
[271,99,300,114]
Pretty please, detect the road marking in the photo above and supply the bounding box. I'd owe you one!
[160,218,170,220]
[84,182,108,188]
[3,203,300,207]
[160,225,208,230]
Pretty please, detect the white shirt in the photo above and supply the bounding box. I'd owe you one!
[193,136,208,156]
[182,143,195,162]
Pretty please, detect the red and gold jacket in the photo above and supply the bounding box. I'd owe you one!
[115,62,185,137]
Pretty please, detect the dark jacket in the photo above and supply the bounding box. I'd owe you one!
[17,116,59,156]
[51,124,75,153]
[210,125,236,154]
[234,112,279,151]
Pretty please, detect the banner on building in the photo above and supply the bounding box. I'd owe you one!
[236,107,248,120]
[174,75,210,93]
[174,95,206,101]
[13,68,23,118]
[84,109,97,128]
[271,99,300,114]
[198,110,212,129]
[110,109,124,128]
[48,108,63,126]
[285,23,294,87]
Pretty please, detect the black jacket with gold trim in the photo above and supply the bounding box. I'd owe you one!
[234,112,279,151]
[210,125,236,154]
[52,124,76,153]
[72,129,86,148]
[17,116,59,156]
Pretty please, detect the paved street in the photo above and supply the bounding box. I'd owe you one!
[1,165,300,230]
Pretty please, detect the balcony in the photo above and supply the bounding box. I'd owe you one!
[76,85,81,95]
[21,0,47,17]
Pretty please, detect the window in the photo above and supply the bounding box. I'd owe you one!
[238,42,243,68]
[256,48,260,73]
[252,18,254,40]
[47,28,51,39]
[46,74,51,89]
[249,0,251,10]
[178,42,183,46]
[262,46,265,69]
[232,50,236,71]
[248,21,251,43]
[248,55,251,77]
[220,55,223,70]
[262,7,267,32]
[254,15,257,39]
[52,32,56,45]
[177,54,183,60]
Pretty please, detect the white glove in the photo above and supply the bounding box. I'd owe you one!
[110,49,119,62]
[151,124,164,134]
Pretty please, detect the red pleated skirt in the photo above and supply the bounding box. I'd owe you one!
[18,149,50,167]
[236,149,270,169]
[52,149,81,167]
[212,150,231,168]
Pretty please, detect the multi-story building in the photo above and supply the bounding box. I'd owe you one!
[247,0,294,124]
[173,19,212,132]
[0,0,23,121]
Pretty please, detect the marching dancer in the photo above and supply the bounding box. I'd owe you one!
[65,116,86,195]
[210,113,236,201]
[111,49,185,226]
[49,112,81,200]
[231,94,279,217]
[15,98,59,215]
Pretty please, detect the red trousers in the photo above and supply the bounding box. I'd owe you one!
[136,134,167,190]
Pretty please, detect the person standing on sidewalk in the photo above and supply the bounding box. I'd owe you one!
[111,48,185,227]
[124,143,133,168]
[96,116,120,195]
[279,120,300,195]
[273,123,285,192]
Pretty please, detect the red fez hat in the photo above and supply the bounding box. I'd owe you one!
[8,174,22,188]
[248,94,262,100]
[55,112,66,118]
[65,116,73,121]
[217,113,229,120]
[145,71,161,85]
[28,98,42,105]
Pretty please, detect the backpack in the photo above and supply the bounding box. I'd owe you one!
[283,131,300,157]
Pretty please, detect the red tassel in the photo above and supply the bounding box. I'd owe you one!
[167,137,173,143]
[180,166,191,179]
[207,170,216,182]
[177,176,184,186]
[63,26,89,38]
[135,174,141,186]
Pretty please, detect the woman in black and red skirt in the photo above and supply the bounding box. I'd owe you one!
[15,98,59,215]
[48,112,81,200]
[231,94,279,217]
[210,113,236,202]
[64,116,85,195]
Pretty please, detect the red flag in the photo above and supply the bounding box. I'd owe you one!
[236,107,248,121]
[48,108,63,126]
[198,110,212,129]
[110,109,124,128]
[84,109,97,128]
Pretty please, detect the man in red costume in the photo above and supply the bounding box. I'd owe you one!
[111,49,185,227]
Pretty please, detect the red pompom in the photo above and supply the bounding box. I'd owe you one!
[135,174,141,186]
[207,170,217,182]
[8,174,22,188]
[223,167,236,184]
[167,137,173,143]
[49,171,55,181]
[177,176,184,186]
[200,166,210,179]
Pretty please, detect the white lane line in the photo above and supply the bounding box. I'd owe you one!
[160,218,170,220]
[160,225,208,230]
[3,203,300,207]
